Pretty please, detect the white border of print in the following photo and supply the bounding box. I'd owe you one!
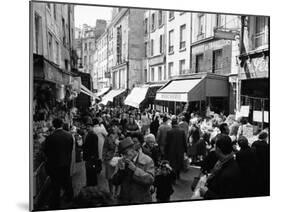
[0,0,279,212]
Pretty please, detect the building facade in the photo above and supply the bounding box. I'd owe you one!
[166,11,192,78]
[190,13,240,113]
[111,8,145,90]
[237,15,269,126]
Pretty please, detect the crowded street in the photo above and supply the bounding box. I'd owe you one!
[31,2,269,211]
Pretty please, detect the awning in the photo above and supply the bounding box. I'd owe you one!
[100,89,126,105]
[156,74,228,102]
[124,86,149,108]
[96,87,110,97]
[80,84,98,99]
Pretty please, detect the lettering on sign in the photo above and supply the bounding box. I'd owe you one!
[156,93,187,102]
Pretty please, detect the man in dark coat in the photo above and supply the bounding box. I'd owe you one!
[251,131,269,196]
[164,118,188,179]
[44,118,74,209]
[83,118,100,187]
[200,134,241,199]
[236,136,258,197]
[156,116,171,156]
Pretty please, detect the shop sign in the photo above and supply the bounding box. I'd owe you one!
[44,61,63,84]
[156,92,187,102]
[149,55,165,66]
[241,57,269,79]
[240,105,250,117]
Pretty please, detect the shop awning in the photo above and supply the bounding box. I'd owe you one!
[96,87,110,97]
[156,74,228,102]
[100,89,126,105]
[124,86,149,108]
[80,84,98,99]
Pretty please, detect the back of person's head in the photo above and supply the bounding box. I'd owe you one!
[240,117,248,125]
[238,136,249,149]
[171,118,178,126]
[92,118,99,126]
[219,123,229,135]
[163,116,168,123]
[258,130,268,140]
[74,186,114,208]
[52,118,63,129]
[215,134,233,155]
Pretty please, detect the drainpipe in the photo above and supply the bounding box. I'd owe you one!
[237,16,246,111]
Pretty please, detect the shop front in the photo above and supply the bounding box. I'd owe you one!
[32,54,80,208]
[155,73,229,115]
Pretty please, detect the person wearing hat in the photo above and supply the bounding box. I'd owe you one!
[164,118,188,179]
[199,134,242,199]
[251,130,269,196]
[111,137,155,204]
[83,118,100,187]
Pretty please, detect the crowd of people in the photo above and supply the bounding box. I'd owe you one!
[41,105,270,209]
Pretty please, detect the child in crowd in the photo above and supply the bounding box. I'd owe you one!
[142,134,161,167]
[154,160,176,202]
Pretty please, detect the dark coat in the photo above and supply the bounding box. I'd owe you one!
[236,146,259,197]
[156,123,171,154]
[154,171,176,200]
[204,158,241,199]
[44,129,73,169]
[200,150,218,173]
[164,126,188,172]
[150,120,160,137]
[83,130,99,162]
[251,139,269,196]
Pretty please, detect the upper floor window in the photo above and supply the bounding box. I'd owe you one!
[150,39,154,56]
[34,13,43,55]
[151,13,156,31]
[169,30,174,53]
[47,32,53,61]
[254,16,268,48]
[169,11,174,20]
[198,14,205,35]
[179,59,186,75]
[158,66,162,81]
[144,42,148,57]
[53,4,57,20]
[216,14,222,28]
[212,49,223,72]
[158,10,163,27]
[151,68,155,81]
[180,24,186,50]
[168,62,173,78]
[144,18,148,34]
[159,34,163,54]
[195,54,204,73]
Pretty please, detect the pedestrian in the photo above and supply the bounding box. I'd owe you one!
[251,131,269,196]
[164,118,188,179]
[83,118,100,187]
[142,133,161,167]
[199,134,241,199]
[154,160,176,202]
[156,115,171,156]
[141,112,151,135]
[179,115,189,140]
[92,117,108,161]
[236,136,259,197]
[44,118,74,209]
[111,137,155,204]
[125,114,140,136]
[150,115,160,138]
[103,119,121,195]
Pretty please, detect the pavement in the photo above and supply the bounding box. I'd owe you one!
[38,161,201,210]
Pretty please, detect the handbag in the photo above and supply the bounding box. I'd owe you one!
[191,171,202,191]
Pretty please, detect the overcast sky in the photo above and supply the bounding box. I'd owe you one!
[74,5,113,28]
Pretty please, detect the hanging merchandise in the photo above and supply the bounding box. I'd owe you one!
[56,84,65,102]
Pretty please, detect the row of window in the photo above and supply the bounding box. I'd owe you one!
[195,49,223,73]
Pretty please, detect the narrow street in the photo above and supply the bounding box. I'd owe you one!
[70,161,200,204]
